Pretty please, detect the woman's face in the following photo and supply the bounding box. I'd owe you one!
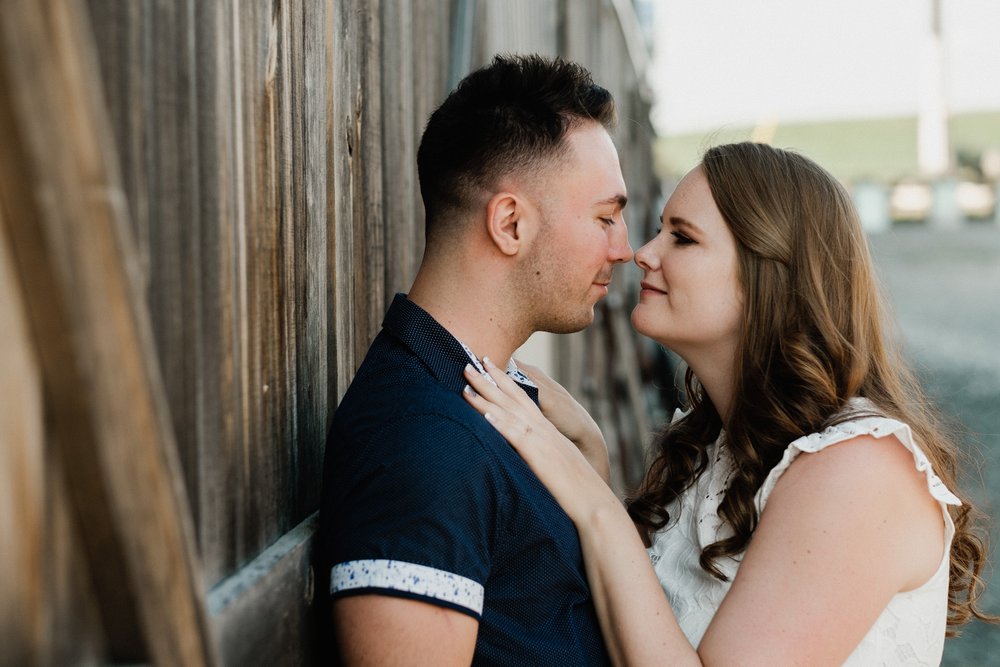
[631,166,744,365]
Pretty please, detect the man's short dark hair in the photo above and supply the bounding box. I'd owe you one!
[416,54,616,238]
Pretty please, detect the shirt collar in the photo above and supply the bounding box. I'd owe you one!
[381,294,540,403]
[457,341,538,389]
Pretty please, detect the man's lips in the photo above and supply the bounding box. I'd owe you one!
[593,273,613,291]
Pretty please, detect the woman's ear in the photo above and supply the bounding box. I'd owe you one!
[485,191,526,256]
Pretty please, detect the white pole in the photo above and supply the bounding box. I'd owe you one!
[918,0,950,177]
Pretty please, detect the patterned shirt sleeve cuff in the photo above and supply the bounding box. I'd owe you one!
[330,559,485,616]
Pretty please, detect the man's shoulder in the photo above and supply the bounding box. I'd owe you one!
[331,397,501,473]
[329,358,504,476]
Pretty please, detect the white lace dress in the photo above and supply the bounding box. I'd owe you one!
[647,400,961,665]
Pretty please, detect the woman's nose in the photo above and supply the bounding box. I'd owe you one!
[634,239,658,271]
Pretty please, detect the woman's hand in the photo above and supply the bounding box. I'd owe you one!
[463,358,618,523]
[512,359,611,483]
[465,360,695,667]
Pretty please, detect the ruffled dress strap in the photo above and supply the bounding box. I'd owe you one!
[755,402,962,514]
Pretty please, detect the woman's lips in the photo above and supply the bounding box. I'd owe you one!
[640,281,666,296]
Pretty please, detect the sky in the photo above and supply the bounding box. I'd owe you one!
[649,0,1000,135]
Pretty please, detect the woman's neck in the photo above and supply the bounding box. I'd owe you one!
[681,353,735,425]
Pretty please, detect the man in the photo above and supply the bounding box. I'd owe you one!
[320,54,632,665]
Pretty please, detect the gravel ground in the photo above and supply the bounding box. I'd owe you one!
[868,222,1000,664]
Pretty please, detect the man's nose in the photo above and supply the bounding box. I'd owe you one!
[610,222,633,264]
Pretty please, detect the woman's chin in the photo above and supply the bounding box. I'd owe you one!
[630,312,658,342]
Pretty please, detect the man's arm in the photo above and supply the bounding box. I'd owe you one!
[333,595,478,666]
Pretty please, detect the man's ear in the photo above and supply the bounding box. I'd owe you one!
[484,191,530,256]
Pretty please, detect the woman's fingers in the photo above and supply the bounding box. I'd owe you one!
[462,363,514,409]
[462,382,501,423]
[462,379,530,446]
[481,356,535,405]
[462,358,535,409]
[461,359,546,440]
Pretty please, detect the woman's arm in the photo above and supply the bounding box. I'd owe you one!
[464,360,699,666]
[463,360,944,666]
[576,501,702,666]
[698,433,944,665]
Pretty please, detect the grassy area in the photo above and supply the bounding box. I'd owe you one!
[656,111,1000,183]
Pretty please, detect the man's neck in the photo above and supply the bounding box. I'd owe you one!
[407,271,528,368]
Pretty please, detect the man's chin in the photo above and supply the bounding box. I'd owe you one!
[539,309,595,334]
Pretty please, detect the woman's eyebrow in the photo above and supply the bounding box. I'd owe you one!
[665,216,704,235]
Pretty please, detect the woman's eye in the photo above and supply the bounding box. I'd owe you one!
[671,231,695,245]
[600,217,615,226]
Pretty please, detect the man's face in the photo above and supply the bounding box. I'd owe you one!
[517,123,633,333]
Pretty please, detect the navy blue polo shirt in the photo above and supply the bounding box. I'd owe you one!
[321,294,610,666]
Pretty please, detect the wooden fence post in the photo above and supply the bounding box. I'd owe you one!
[0,1,217,664]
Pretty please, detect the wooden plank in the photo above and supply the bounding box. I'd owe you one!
[275,0,300,536]
[85,0,152,276]
[410,0,449,272]
[0,207,47,666]
[89,0,218,568]
[560,0,599,68]
[0,1,217,663]
[355,0,386,360]
[293,0,331,522]
[45,436,110,665]
[412,0,451,151]
[208,514,320,665]
[235,0,292,562]
[0,243,108,659]
[217,0,328,560]
[185,0,248,584]
[481,0,559,59]
[330,0,360,400]
[607,0,649,83]
[381,0,418,299]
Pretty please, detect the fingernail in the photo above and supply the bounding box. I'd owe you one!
[484,412,496,423]
[482,356,492,367]
[464,363,473,372]
[463,385,477,397]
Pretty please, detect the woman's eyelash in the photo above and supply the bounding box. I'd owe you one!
[671,231,695,245]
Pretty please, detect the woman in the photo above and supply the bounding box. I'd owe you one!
[461,142,993,665]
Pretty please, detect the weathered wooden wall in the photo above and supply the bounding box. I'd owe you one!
[0,0,659,664]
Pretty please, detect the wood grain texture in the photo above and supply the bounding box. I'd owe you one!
[295,0,331,535]
[189,0,246,586]
[354,0,386,362]
[381,0,419,299]
[208,513,319,666]
[44,436,108,666]
[330,0,358,402]
[0,206,47,666]
[0,0,216,663]
[0,0,658,661]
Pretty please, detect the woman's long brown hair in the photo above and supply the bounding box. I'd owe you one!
[627,142,994,633]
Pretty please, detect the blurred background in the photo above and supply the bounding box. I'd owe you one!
[645,1,1000,662]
